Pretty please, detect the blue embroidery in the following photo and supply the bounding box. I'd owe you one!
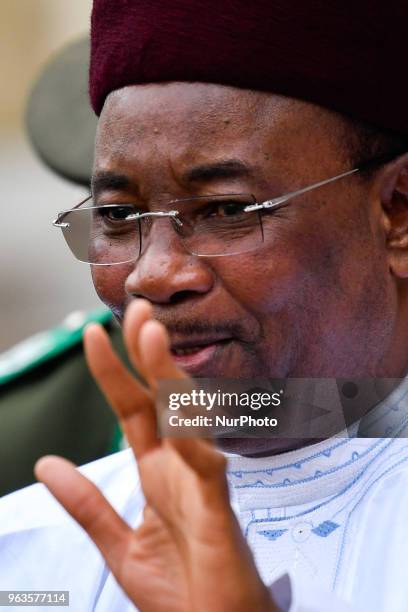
[230,381,408,483]
[257,521,340,541]
[311,520,340,537]
[243,439,408,541]
[258,529,288,541]
[236,438,385,491]
[228,439,350,478]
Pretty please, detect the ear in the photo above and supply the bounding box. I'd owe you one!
[378,153,408,279]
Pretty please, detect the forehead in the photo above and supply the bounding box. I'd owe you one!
[94,82,343,186]
[97,83,277,157]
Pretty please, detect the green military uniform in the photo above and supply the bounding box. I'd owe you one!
[0,309,126,496]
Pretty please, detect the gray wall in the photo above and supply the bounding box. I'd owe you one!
[1,1,100,352]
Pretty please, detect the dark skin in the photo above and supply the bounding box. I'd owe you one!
[91,82,408,455]
[35,83,408,610]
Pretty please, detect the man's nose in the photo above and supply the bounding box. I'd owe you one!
[124,220,214,304]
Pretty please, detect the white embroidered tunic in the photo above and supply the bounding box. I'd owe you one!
[1,380,408,611]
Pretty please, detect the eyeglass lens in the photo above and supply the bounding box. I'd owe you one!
[58,194,265,264]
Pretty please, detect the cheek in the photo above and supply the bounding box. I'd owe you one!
[214,237,318,317]
[91,263,133,312]
[213,211,366,335]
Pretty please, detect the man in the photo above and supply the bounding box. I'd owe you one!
[0,37,128,496]
[1,1,407,610]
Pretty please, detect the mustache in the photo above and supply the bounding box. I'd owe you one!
[114,304,256,343]
[161,319,245,338]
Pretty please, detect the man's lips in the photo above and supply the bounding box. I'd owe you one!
[170,338,233,374]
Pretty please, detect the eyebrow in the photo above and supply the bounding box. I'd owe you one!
[91,159,253,199]
[183,159,253,183]
[91,171,130,199]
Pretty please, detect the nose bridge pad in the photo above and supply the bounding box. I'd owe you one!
[171,213,194,238]
[139,214,190,258]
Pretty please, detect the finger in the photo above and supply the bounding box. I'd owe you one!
[122,299,153,385]
[84,323,158,457]
[35,456,132,574]
[139,319,188,386]
[138,321,224,477]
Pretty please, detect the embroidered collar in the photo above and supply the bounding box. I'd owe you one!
[226,377,408,510]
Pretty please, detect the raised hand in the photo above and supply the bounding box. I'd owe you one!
[35,300,277,612]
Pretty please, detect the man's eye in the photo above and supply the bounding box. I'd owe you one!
[207,201,248,218]
[98,206,138,221]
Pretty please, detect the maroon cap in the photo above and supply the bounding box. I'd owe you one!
[90,0,408,136]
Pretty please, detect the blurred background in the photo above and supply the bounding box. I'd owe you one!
[0,0,98,352]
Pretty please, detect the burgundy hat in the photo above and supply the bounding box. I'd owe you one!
[90,0,407,136]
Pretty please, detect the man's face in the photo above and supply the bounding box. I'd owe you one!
[92,83,395,380]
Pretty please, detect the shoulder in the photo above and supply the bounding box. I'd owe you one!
[0,450,143,596]
[0,448,142,536]
[366,438,408,493]
[351,438,408,537]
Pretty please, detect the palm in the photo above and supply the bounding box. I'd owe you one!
[120,442,232,611]
[35,300,276,612]
[120,503,188,612]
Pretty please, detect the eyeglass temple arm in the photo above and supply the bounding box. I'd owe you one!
[53,210,71,227]
[245,168,359,213]
[52,195,93,228]
[245,149,407,213]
